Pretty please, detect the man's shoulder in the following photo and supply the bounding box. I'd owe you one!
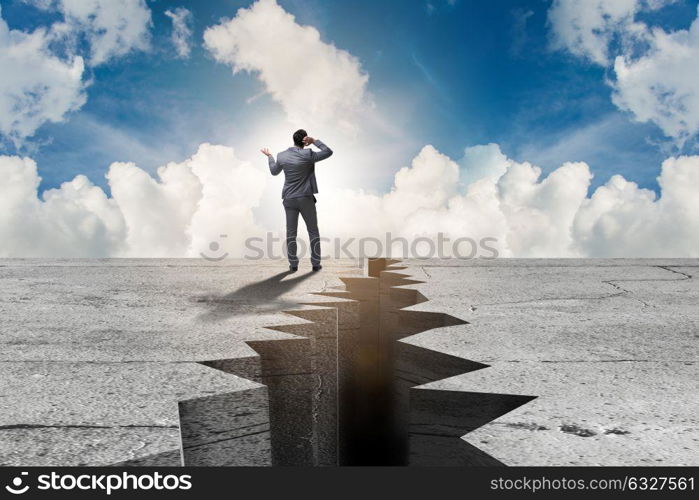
[280,147,313,161]
[278,147,309,155]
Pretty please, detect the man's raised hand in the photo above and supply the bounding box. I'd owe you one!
[260,148,272,157]
[302,136,315,146]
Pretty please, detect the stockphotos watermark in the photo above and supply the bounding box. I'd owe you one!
[4,470,192,495]
[200,232,499,261]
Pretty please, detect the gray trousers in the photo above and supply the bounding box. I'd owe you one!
[283,195,320,266]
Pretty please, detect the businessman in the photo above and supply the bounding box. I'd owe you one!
[261,129,333,272]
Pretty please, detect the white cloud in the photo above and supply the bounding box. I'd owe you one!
[612,11,699,145]
[174,143,266,259]
[165,7,193,59]
[0,6,86,146]
[548,0,652,65]
[105,143,266,257]
[320,145,592,257]
[4,142,698,258]
[203,0,371,132]
[0,155,125,257]
[0,1,152,145]
[321,143,699,257]
[0,143,266,258]
[574,155,699,256]
[548,0,699,145]
[32,0,152,65]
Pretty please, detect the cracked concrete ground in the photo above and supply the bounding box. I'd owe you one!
[402,258,698,465]
[0,258,696,466]
[0,259,361,466]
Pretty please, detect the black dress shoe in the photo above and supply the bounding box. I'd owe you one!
[289,265,298,272]
[312,265,322,272]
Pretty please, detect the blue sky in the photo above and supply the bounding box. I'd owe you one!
[2,0,698,195]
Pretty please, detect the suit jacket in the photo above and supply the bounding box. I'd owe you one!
[268,140,333,199]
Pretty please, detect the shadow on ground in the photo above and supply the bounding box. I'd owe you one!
[194,270,315,321]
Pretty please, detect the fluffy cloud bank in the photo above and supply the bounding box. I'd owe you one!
[321,144,699,257]
[2,144,697,258]
[0,144,264,258]
[0,0,151,145]
[548,0,699,145]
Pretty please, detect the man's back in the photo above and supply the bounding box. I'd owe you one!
[269,140,333,199]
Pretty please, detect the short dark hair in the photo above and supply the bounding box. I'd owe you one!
[293,129,307,147]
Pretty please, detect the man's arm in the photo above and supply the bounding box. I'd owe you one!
[306,137,333,162]
[261,148,282,175]
[268,155,282,176]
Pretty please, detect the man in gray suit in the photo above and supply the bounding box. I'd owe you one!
[261,129,333,272]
